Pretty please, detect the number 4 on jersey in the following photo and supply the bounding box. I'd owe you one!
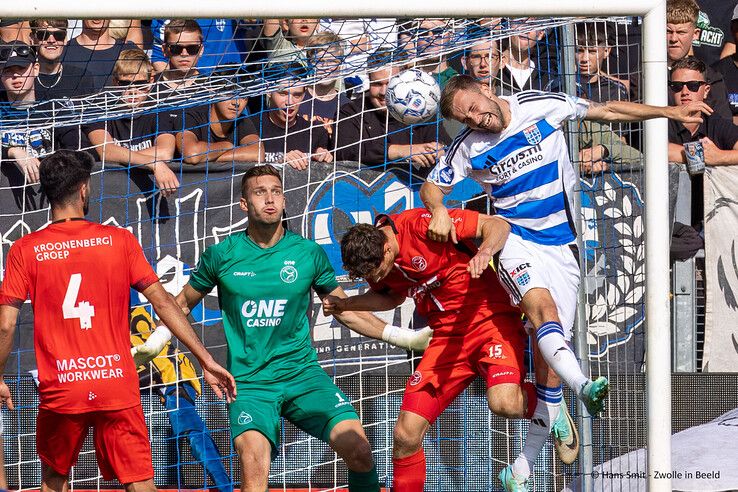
[63,273,95,330]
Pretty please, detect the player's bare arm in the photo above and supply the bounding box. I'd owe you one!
[0,305,19,410]
[321,287,431,351]
[584,98,712,124]
[420,181,457,243]
[144,282,236,401]
[468,215,511,279]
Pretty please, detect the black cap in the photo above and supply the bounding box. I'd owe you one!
[0,42,36,69]
[0,19,23,28]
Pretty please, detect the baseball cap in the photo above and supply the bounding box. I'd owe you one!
[0,42,36,69]
[733,4,738,21]
[0,19,23,28]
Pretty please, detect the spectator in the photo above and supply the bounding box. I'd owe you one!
[260,18,319,65]
[0,19,32,44]
[176,97,263,165]
[29,19,95,100]
[301,31,352,134]
[667,56,738,229]
[0,42,86,182]
[414,19,458,89]
[62,19,137,91]
[108,20,144,49]
[252,84,332,169]
[150,19,242,74]
[461,36,502,91]
[499,24,551,94]
[667,0,732,119]
[84,49,180,196]
[711,5,738,123]
[156,20,204,93]
[573,22,629,102]
[334,51,450,166]
[577,120,643,174]
[693,0,735,66]
[130,307,231,492]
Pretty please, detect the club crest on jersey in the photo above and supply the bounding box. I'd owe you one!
[280,261,298,283]
[409,370,422,386]
[411,256,427,271]
[237,411,253,425]
[523,124,542,145]
[510,263,531,287]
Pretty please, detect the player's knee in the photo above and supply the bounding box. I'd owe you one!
[341,435,374,472]
[393,422,424,456]
[487,386,525,419]
[488,398,524,419]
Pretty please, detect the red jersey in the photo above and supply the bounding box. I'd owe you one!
[368,208,519,327]
[0,219,159,413]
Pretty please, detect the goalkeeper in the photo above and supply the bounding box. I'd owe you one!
[130,306,231,492]
[172,164,431,492]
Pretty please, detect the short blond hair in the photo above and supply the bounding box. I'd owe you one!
[666,0,700,25]
[306,30,344,58]
[113,48,153,79]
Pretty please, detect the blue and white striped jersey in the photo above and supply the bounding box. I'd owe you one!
[428,91,589,246]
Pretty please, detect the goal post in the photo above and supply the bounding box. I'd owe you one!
[0,2,672,491]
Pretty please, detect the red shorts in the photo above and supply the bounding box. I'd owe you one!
[36,405,153,483]
[401,309,526,424]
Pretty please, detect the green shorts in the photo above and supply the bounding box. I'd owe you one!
[228,363,358,454]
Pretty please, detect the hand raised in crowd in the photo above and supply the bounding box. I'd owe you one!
[579,145,610,173]
[284,150,310,170]
[312,147,334,163]
[153,162,180,197]
[8,150,41,184]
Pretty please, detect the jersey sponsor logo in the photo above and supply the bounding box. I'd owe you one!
[411,256,427,271]
[241,299,287,327]
[33,235,113,262]
[407,275,441,300]
[490,370,514,379]
[55,353,125,384]
[88,392,97,400]
[523,124,542,145]
[237,411,253,425]
[488,144,543,181]
[409,370,422,386]
[334,392,351,408]
[233,271,256,277]
[280,264,298,284]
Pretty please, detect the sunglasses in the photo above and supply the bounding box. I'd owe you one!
[116,79,149,87]
[0,45,34,61]
[668,80,706,92]
[35,30,67,42]
[167,44,202,56]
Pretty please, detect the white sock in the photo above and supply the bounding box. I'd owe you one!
[511,385,562,479]
[536,321,589,396]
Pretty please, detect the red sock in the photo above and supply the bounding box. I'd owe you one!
[522,381,537,419]
[392,448,426,492]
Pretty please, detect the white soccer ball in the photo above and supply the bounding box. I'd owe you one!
[386,68,441,125]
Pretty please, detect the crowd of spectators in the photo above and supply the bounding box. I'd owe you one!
[0,5,735,196]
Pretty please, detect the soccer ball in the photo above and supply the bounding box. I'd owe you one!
[386,68,441,125]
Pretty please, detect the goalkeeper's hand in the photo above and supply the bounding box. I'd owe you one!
[131,325,172,366]
[382,325,433,352]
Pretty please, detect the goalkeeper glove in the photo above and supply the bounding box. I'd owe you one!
[131,325,172,366]
[381,325,433,351]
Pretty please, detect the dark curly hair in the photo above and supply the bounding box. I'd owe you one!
[39,150,93,207]
[340,223,387,280]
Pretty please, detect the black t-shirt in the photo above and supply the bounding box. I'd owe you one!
[84,111,174,151]
[712,57,738,116]
[694,0,733,67]
[62,38,138,91]
[668,114,738,227]
[35,64,97,100]
[182,104,257,144]
[250,112,331,163]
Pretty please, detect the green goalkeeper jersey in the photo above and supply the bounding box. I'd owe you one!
[189,230,339,383]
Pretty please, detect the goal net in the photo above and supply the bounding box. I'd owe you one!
[0,14,661,491]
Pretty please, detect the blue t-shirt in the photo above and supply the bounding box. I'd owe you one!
[150,19,242,74]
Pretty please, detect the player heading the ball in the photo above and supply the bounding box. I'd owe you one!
[0,150,235,491]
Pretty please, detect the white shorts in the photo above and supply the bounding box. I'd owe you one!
[495,233,581,339]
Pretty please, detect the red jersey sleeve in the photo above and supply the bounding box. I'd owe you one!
[123,231,159,292]
[0,241,29,307]
[446,209,480,242]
